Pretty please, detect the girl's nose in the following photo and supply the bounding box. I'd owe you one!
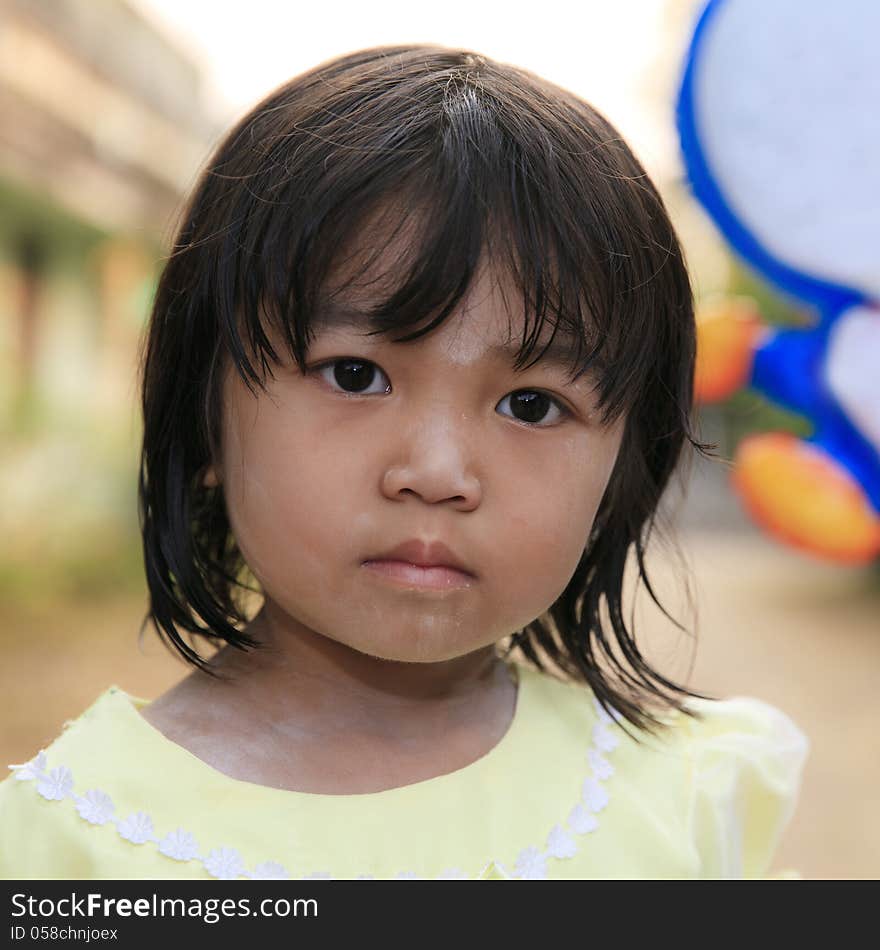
[380,409,482,510]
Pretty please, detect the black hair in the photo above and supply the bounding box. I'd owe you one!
[137,44,717,736]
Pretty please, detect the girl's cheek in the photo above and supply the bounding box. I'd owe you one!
[505,461,609,593]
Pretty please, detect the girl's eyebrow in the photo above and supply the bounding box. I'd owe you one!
[487,335,586,374]
[311,300,592,374]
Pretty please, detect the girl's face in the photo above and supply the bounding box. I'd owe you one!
[206,259,626,664]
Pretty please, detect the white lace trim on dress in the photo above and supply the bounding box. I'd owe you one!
[8,695,622,880]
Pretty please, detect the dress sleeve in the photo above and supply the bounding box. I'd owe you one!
[0,767,52,879]
[685,697,809,879]
[0,752,98,880]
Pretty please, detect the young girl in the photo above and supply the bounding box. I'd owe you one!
[1,45,807,880]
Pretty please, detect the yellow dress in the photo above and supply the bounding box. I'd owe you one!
[0,662,808,880]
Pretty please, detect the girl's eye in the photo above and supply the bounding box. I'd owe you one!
[496,390,568,427]
[312,358,569,427]
[314,358,391,395]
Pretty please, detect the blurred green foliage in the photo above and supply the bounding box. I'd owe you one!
[0,421,146,609]
[0,178,109,264]
[0,177,159,610]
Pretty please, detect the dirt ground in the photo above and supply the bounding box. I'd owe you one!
[2,524,878,879]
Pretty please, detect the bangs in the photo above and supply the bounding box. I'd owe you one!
[200,48,688,431]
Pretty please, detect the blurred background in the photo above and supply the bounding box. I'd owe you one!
[1,0,876,879]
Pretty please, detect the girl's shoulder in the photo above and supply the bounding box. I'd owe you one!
[0,686,162,880]
[640,691,810,879]
[663,690,810,810]
[675,692,809,765]
[519,667,810,878]
[519,662,808,775]
[685,694,810,874]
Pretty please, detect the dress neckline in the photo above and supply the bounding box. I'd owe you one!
[110,660,528,804]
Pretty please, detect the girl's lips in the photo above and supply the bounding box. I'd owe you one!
[362,559,476,590]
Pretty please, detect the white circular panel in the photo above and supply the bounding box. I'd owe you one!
[824,306,880,452]
[695,0,880,298]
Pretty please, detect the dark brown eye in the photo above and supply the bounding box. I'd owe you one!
[318,359,390,394]
[497,390,567,427]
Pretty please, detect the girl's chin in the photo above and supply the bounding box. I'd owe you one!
[331,632,489,666]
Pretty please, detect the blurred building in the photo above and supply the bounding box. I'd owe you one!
[0,0,219,432]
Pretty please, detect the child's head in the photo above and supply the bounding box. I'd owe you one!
[138,45,711,732]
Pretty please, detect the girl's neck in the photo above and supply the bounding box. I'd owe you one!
[141,606,520,794]
[201,604,514,745]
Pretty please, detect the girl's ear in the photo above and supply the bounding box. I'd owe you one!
[202,464,221,488]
